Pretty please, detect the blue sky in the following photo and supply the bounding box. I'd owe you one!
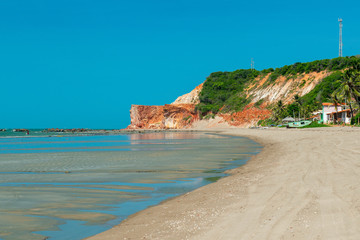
[1,0,359,129]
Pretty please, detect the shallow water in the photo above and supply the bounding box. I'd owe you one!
[0,132,261,240]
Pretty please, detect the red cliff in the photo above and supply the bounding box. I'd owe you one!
[127,84,203,129]
[127,104,199,129]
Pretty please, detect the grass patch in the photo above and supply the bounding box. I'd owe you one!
[300,121,330,128]
[204,113,216,120]
[204,176,222,183]
[182,115,192,122]
[257,118,277,127]
[203,170,222,174]
[254,99,265,108]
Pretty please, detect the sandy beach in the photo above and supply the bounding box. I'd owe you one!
[87,127,360,240]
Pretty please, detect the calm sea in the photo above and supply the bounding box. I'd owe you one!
[0,131,261,240]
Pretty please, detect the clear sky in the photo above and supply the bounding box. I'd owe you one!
[1,0,359,129]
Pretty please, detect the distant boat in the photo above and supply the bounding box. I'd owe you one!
[287,120,312,128]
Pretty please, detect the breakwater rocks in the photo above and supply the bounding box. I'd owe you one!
[43,128,89,133]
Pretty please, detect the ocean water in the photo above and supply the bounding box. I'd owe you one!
[0,132,261,240]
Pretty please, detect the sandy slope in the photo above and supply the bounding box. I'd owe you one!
[87,127,360,240]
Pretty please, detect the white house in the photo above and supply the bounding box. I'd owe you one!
[321,103,351,124]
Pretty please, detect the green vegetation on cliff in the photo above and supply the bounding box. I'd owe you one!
[266,56,360,83]
[196,69,259,114]
[196,56,360,117]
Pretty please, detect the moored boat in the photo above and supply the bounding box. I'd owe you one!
[287,120,312,128]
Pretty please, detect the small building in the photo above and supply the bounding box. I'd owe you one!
[326,109,351,124]
[311,111,322,121]
[321,103,351,124]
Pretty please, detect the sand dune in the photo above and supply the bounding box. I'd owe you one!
[87,127,360,240]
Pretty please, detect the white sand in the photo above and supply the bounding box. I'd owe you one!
[87,127,360,240]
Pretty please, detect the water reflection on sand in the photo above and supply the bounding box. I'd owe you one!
[0,132,261,240]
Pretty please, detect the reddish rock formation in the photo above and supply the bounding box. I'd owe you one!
[127,84,204,130]
[163,104,199,129]
[219,103,272,127]
[127,104,198,129]
[127,105,165,129]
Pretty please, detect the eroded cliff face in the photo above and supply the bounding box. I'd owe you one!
[127,84,203,129]
[172,83,203,104]
[219,103,272,128]
[127,71,332,129]
[128,105,165,129]
[246,71,330,104]
[127,104,198,129]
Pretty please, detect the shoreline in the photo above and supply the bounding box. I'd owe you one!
[0,129,206,139]
[87,127,360,240]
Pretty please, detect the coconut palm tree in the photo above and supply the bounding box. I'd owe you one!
[272,100,286,122]
[334,67,360,118]
[334,82,354,118]
[330,93,340,124]
[352,71,360,107]
[344,67,360,103]
[293,94,304,120]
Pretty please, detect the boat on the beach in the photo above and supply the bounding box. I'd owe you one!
[287,120,312,128]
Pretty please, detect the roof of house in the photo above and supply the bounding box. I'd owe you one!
[326,109,351,115]
[322,102,347,106]
[322,103,333,106]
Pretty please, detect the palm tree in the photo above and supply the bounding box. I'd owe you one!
[272,100,285,122]
[330,93,340,124]
[344,67,360,102]
[334,67,360,118]
[334,82,354,118]
[294,94,303,120]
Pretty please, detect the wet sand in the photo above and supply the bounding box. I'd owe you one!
[87,127,360,240]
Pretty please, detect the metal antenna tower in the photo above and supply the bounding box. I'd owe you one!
[251,58,254,70]
[338,18,343,57]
